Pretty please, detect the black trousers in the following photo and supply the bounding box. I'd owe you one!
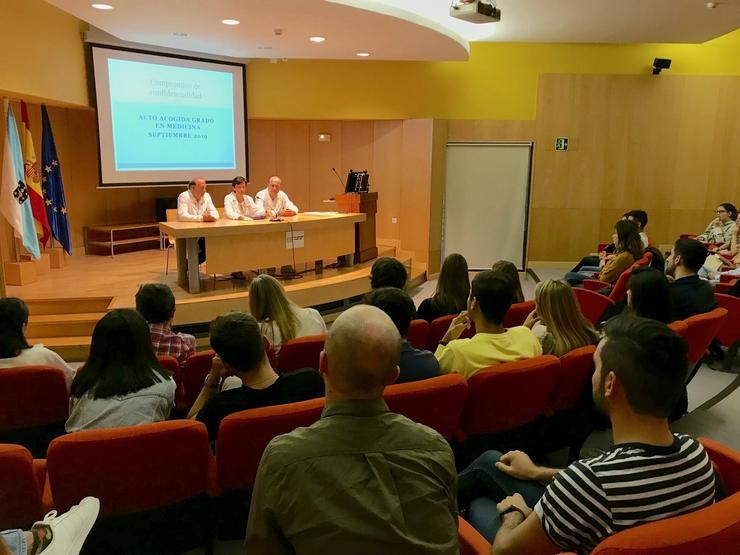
[197,237,206,264]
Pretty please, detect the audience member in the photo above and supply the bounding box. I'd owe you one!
[189,311,324,440]
[365,287,440,383]
[417,253,470,322]
[564,220,642,286]
[457,315,715,552]
[523,280,599,356]
[255,176,299,218]
[249,274,327,353]
[570,210,649,272]
[627,267,675,323]
[434,271,541,379]
[491,260,525,303]
[665,238,717,320]
[0,497,99,555]
[135,283,196,366]
[176,177,219,264]
[0,297,76,391]
[695,202,737,246]
[245,305,458,554]
[369,256,408,289]
[66,309,175,432]
[223,176,265,221]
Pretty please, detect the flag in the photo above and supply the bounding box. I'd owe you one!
[40,105,72,255]
[1,99,41,260]
[21,101,52,246]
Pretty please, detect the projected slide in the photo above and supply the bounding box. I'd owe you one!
[108,59,235,171]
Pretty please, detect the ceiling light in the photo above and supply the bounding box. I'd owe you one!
[91,3,114,9]
[309,36,326,43]
[356,52,370,57]
[706,2,718,8]
[221,19,240,25]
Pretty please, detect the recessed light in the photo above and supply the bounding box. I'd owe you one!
[91,3,114,9]
[356,52,370,57]
[221,19,240,25]
[706,2,717,7]
[309,36,326,43]
[173,32,188,37]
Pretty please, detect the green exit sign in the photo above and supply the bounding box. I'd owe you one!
[555,137,569,151]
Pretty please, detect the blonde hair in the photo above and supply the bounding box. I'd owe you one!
[535,280,598,356]
[249,274,298,345]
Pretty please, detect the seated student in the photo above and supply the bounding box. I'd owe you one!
[695,202,737,246]
[417,253,470,323]
[627,267,675,323]
[245,306,458,554]
[189,311,325,441]
[523,280,599,356]
[434,271,542,379]
[223,176,265,221]
[491,260,525,304]
[369,256,408,290]
[365,287,440,383]
[66,310,176,432]
[249,274,327,353]
[701,210,740,278]
[135,283,196,367]
[564,219,642,286]
[571,210,650,272]
[665,238,717,320]
[457,315,716,551]
[0,297,76,391]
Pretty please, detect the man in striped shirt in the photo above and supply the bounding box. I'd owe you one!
[458,315,716,554]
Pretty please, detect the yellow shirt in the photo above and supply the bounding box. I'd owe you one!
[434,326,543,379]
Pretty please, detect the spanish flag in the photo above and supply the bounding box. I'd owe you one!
[20,101,51,246]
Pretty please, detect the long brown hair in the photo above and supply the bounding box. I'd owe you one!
[615,220,643,261]
[433,253,470,314]
[535,280,598,356]
[491,260,525,303]
[249,274,299,344]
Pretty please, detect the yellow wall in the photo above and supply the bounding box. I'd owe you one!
[0,0,89,107]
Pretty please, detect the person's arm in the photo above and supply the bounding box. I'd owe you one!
[45,348,77,392]
[599,252,631,284]
[248,196,266,219]
[696,219,719,243]
[492,497,560,555]
[223,194,239,220]
[495,450,561,482]
[280,192,299,216]
[204,193,219,220]
[177,193,202,222]
[187,356,230,419]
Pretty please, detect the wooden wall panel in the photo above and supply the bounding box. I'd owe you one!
[247,119,277,192]
[400,119,433,265]
[275,121,311,211]
[371,120,403,242]
[308,121,342,210]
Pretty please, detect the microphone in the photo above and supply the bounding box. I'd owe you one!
[331,167,345,190]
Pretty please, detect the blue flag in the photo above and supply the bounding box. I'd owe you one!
[40,105,72,255]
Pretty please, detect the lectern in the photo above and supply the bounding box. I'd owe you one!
[335,192,378,263]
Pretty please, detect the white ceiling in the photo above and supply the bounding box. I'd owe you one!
[46,0,740,62]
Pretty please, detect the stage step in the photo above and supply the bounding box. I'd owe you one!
[26,312,105,339]
[24,296,112,315]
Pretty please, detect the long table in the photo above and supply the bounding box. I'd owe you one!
[159,212,366,293]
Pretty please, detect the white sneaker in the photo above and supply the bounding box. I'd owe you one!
[33,496,100,555]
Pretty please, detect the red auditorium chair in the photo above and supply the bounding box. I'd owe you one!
[406,318,430,350]
[158,355,186,414]
[667,320,689,338]
[458,515,490,555]
[682,307,728,383]
[700,436,740,494]
[0,444,49,530]
[548,345,596,414]
[573,287,615,326]
[426,314,475,351]
[502,300,536,328]
[0,365,69,457]
[182,349,217,412]
[583,264,633,303]
[47,420,213,554]
[383,374,467,440]
[714,293,740,371]
[715,273,737,294]
[276,333,326,374]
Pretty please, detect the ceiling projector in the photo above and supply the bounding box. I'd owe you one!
[450,0,501,24]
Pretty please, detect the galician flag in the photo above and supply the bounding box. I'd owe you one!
[1,99,41,260]
[20,101,51,246]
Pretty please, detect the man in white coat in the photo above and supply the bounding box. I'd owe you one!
[256,176,299,218]
[177,177,219,264]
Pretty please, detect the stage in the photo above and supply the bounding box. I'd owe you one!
[8,243,425,360]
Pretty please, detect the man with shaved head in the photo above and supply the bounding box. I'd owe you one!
[245,305,459,555]
[255,175,299,218]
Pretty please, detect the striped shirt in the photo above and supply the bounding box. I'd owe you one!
[534,434,716,554]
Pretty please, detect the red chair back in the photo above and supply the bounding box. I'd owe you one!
[182,350,216,412]
[635,251,653,267]
[668,320,689,338]
[0,365,68,431]
[608,265,634,302]
[590,493,740,554]
[460,356,561,437]
[426,315,475,351]
[383,375,467,440]
[682,308,728,366]
[573,288,614,326]
[458,515,491,555]
[217,397,325,491]
[276,333,326,374]
[503,300,536,328]
[406,319,430,350]
[0,444,44,530]
[714,294,740,348]
[549,345,596,413]
[699,437,740,494]
[47,420,211,515]
[158,355,185,412]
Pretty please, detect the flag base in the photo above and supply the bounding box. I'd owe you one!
[21,253,51,275]
[4,261,38,285]
[46,247,66,269]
